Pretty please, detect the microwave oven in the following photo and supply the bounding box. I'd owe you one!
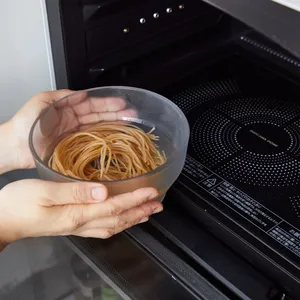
[46,1,300,299]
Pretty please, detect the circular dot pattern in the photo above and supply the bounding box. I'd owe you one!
[191,110,242,168]
[238,115,287,126]
[285,120,300,155]
[173,77,300,190]
[217,151,300,187]
[172,79,240,114]
[289,196,300,218]
[216,97,300,125]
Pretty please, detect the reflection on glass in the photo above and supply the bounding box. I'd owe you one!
[71,254,123,300]
[0,238,124,300]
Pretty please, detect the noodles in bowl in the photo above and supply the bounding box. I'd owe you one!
[30,86,189,200]
[48,122,167,181]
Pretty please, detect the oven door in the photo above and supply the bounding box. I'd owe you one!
[67,188,281,300]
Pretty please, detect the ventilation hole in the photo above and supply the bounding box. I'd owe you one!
[191,110,242,168]
[172,78,241,114]
[289,196,300,218]
[218,151,300,187]
[216,97,300,124]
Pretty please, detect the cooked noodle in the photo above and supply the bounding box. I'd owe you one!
[48,122,167,181]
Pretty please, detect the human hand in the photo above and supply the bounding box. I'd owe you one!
[0,179,162,248]
[9,90,135,170]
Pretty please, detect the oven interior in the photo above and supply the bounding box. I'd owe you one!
[48,1,300,299]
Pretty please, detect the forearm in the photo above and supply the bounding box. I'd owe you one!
[0,121,18,175]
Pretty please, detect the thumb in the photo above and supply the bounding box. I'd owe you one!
[39,181,108,206]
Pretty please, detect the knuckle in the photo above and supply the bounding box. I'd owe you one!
[132,191,145,206]
[122,220,136,232]
[132,189,154,206]
[114,216,127,228]
[66,207,86,231]
[72,184,85,203]
[100,229,114,239]
[137,204,152,216]
[107,204,122,216]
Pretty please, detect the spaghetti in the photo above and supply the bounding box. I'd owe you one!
[48,122,167,181]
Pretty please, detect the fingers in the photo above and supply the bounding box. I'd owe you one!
[77,108,137,125]
[73,202,163,239]
[55,91,87,109]
[39,182,108,206]
[74,222,142,239]
[54,93,137,128]
[73,97,126,116]
[54,187,159,233]
[82,188,159,220]
[79,201,163,230]
[11,179,163,240]
[39,181,159,222]
[55,187,161,237]
[50,90,76,103]
[57,95,128,117]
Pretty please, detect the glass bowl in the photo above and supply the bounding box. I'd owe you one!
[29,86,190,201]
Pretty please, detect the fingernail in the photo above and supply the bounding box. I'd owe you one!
[153,206,163,214]
[139,217,149,224]
[91,186,107,202]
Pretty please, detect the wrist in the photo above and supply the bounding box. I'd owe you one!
[0,189,19,250]
[0,237,7,252]
[0,121,19,174]
[0,191,8,252]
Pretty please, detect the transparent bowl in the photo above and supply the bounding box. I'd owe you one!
[29,86,190,201]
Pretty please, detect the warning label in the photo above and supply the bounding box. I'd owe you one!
[268,222,300,258]
[181,155,300,260]
[183,156,212,183]
[209,182,281,231]
[200,175,223,190]
[208,178,217,185]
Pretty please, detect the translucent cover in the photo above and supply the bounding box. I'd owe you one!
[29,86,190,200]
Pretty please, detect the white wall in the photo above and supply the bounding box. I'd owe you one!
[0,0,57,290]
[0,0,55,122]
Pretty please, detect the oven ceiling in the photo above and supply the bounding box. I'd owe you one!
[202,0,300,58]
